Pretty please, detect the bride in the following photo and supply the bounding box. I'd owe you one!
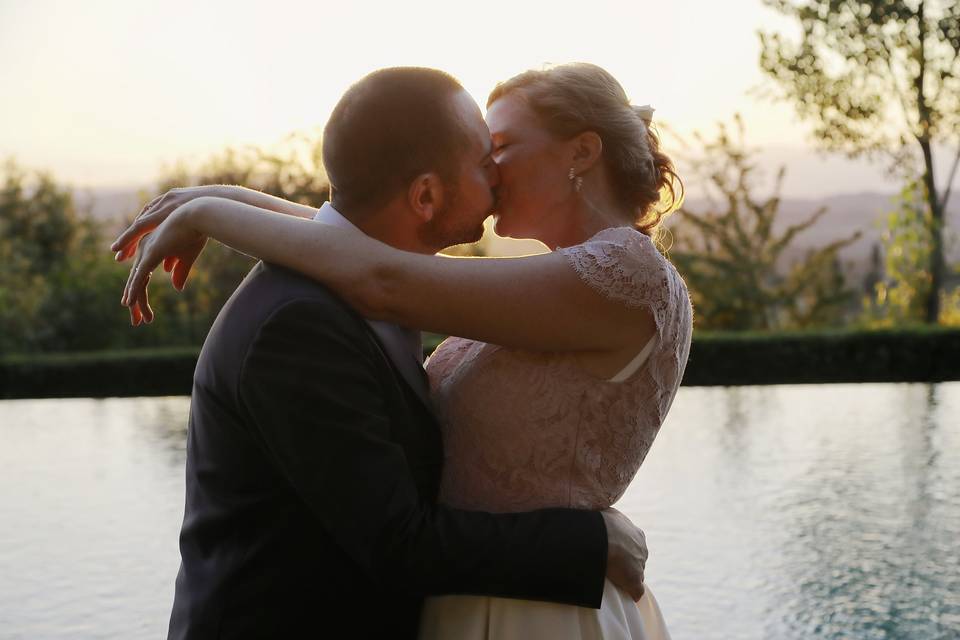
[115,62,692,639]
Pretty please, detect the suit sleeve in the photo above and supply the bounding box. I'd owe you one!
[237,296,608,608]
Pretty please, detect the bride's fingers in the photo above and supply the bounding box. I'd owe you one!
[113,191,180,253]
[118,241,140,262]
[139,275,154,323]
[128,266,148,316]
[129,251,160,323]
[129,273,148,323]
[140,193,163,215]
[112,207,164,256]
[123,246,150,307]
[129,300,142,326]
[122,257,140,307]
[163,256,177,273]
[111,224,151,258]
[171,255,196,290]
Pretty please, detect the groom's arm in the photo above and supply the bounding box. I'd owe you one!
[238,295,612,607]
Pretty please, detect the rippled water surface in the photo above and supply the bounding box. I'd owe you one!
[1,383,958,639]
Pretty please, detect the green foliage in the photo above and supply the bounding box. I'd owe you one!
[860,177,960,324]
[759,0,960,159]
[0,237,48,347]
[668,116,860,331]
[866,178,933,321]
[758,0,960,322]
[153,131,329,209]
[0,158,128,352]
[0,134,333,355]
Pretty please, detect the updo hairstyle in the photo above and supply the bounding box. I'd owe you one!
[487,63,683,242]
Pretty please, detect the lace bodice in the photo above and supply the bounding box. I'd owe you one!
[425,226,694,513]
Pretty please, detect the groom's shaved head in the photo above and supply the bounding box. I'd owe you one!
[323,67,473,215]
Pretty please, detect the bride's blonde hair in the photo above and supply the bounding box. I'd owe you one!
[488,63,683,243]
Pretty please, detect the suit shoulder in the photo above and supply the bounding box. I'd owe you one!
[230,262,365,329]
[199,262,378,383]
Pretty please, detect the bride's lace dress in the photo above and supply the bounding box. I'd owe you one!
[418,226,693,639]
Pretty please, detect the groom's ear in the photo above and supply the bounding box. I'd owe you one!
[407,172,444,223]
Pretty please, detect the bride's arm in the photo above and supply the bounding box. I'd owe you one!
[111,184,318,261]
[126,196,653,353]
[219,184,319,219]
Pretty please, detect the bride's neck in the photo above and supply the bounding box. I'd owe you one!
[541,191,635,250]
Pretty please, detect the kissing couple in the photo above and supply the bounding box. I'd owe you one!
[113,63,693,639]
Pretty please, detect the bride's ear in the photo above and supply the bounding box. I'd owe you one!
[407,172,444,223]
[571,131,603,174]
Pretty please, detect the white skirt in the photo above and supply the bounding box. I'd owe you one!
[418,580,671,640]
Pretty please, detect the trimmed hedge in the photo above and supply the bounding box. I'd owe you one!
[682,327,960,386]
[0,347,200,399]
[1,328,958,399]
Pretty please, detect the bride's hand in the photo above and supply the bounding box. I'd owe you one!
[111,185,231,261]
[121,202,208,326]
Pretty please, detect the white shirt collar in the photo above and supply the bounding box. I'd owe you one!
[313,201,362,233]
[311,202,427,373]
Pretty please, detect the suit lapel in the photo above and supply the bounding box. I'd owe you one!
[363,321,434,414]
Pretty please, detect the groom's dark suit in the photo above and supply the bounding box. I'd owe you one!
[167,261,608,639]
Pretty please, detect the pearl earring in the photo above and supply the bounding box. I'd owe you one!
[568,167,583,192]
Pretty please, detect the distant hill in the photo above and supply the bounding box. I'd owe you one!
[675,193,960,285]
[73,185,146,234]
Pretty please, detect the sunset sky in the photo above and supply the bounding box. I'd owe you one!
[1,0,956,198]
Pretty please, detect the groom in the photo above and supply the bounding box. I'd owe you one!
[162,68,648,639]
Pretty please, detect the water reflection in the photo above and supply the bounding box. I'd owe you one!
[622,382,960,640]
[1,385,958,639]
[139,397,190,465]
[899,385,937,528]
[0,397,190,639]
[755,384,960,639]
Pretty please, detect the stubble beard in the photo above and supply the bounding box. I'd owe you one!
[417,189,488,251]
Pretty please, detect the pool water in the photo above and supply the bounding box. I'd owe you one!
[1,383,958,638]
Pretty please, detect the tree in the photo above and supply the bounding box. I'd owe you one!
[866,178,934,322]
[759,0,960,323]
[154,129,330,208]
[0,234,48,351]
[0,157,144,352]
[0,157,80,274]
[668,116,861,331]
[861,176,960,325]
[0,156,232,353]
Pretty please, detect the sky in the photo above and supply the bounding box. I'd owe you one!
[1,0,956,198]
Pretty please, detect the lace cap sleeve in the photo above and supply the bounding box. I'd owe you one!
[557,226,672,337]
